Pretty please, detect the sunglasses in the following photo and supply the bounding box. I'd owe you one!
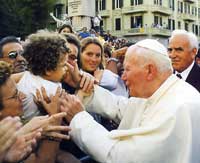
[7,51,23,59]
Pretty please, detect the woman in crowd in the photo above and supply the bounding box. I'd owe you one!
[80,37,128,98]
[0,60,70,163]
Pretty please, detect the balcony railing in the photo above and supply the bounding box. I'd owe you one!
[122,5,148,14]
[99,10,110,17]
[110,30,125,37]
[122,27,171,37]
[151,5,172,15]
[151,28,171,36]
[124,28,148,36]
[181,13,196,21]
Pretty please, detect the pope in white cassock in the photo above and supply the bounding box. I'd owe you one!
[60,39,200,163]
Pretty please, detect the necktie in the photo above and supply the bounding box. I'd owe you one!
[176,73,182,79]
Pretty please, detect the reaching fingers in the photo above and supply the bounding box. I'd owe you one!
[0,117,21,137]
[44,132,70,140]
[47,112,67,124]
[43,125,71,132]
[41,87,51,103]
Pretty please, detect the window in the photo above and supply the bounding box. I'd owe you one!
[112,0,123,9]
[131,16,135,28]
[136,16,143,27]
[168,18,175,30]
[115,18,121,30]
[138,0,143,5]
[154,15,162,27]
[100,0,106,10]
[54,5,63,19]
[131,16,143,28]
[131,0,143,6]
[154,16,159,25]
[198,8,200,17]
[169,0,174,10]
[180,2,183,13]
[192,24,195,33]
[178,21,181,29]
[112,0,115,9]
[172,19,175,30]
[131,0,134,5]
[95,0,98,12]
[195,25,198,35]
[185,23,189,31]
[154,0,162,5]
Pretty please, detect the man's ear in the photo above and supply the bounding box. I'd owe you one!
[192,48,198,60]
[146,64,157,81]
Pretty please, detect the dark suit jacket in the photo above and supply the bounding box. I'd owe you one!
[186,63,200,92]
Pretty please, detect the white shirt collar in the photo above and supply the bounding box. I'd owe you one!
[175,62,194,81]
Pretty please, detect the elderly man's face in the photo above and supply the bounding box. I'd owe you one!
[1,42,27,73]
[168,35,196,73]
[122,47,147,97]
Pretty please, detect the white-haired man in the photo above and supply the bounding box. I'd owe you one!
[168,29,200,92]
[60,39,200,163]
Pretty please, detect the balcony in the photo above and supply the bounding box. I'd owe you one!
[151,5,172,15]
[182,13,196,22]
[123,27,171,37]
[151,28,171,37]
[122,5,148,14]
[98,10,110,17]
[110,30,125,37]
[123,28,148,36]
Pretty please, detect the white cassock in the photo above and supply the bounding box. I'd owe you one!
[69,74,200,163]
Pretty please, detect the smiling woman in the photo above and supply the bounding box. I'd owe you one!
[80,37,104,74]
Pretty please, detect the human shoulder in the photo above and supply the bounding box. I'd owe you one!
[11,71,25,83]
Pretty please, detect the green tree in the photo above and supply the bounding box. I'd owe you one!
[0,0,54,39]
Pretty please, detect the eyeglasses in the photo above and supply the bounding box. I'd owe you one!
[7,51,18,59]
[7,51,23,59]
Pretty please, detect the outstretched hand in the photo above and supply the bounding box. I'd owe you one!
[60,92,84,122]
[34,86,63,115]
[63,60,98,92]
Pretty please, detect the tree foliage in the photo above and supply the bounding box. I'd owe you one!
[0,0,54,39]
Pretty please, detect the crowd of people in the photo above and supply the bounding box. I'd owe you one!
[0,20,200,163]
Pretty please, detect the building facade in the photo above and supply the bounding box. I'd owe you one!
[53,0,200,45]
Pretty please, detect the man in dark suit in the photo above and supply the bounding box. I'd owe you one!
[168,30,200,92]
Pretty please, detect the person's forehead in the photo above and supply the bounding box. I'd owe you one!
[2,42,23,56]
[169,35,189,46]
[68,43,78,53]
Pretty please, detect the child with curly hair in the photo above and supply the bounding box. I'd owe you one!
[12,30,70,121]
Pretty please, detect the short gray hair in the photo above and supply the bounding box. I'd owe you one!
[169,29,198,50]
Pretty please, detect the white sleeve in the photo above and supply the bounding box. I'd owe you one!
[69,111,117,162]
[99,70,118,91]
[83,85,129,121]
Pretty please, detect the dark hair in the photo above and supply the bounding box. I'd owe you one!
[0,61,12,110]
[104,46,111,58]
[62,33,81,67]
[0,36,21,57]
[58,24,73,33]
[80,37,104,71]
[23,30,70,76]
